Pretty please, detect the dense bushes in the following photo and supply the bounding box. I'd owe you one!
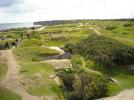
[57,67,108,100]
[123,23,134,27]
[58,68,75,91]
[64,34,134,67]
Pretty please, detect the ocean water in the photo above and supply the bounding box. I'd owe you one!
[0,22,37,30]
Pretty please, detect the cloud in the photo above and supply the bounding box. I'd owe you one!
[0,0,134,23]
[0,0,21,7]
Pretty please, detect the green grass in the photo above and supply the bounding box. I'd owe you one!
[38,21,134,96]
[19,39,43,47]
[94,65,134,96]
[0,60,7,81]
[9,19,134,98]
[0,87,21,100]
[13,46,64,99]
[13,46,60,62]
[107,66,134,96]
[20,62,64,99]
[108,74,134,95]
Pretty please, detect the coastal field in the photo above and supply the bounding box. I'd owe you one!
[0,19,134,100]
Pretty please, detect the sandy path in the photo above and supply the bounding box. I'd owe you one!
[0,50,43,100]
[90,27,102,35]
[45,59,71,69]
[36,26,46,31]
[99,89,134,100]
[46,46,65,54]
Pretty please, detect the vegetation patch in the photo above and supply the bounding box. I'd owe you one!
[20,62,64,99]
[0,87,21,100]
[13,46,60,61]
[57,66,108,100]
[0,58,7,81]
[65,34,134,67]
[19,39,43,47]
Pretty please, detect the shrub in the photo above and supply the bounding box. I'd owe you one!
[123,23,134,27]
[72,71,108,100]
[66,34,134,67]
[57,67,108,100]
[6,35,13,38]
[86,59,95,69]
[57,68,75,91]
[64,43,76,54]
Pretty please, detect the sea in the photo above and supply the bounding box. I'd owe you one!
[0,22,39,30]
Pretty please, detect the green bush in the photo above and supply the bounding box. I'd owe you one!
[64,43,76,54]
[6,35,13,38]
[57,68,75,91]
[72,71,108,100]
[86,59,95,69]
[68,34,134,67]
[57,68,108,100]
[123,23,134,27]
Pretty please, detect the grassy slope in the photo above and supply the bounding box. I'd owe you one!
[13,46,64,99]
[21,62,62,96]
[1,20,134,97]
[90,20,134,95]
[13,46,60,62]
[0,87,21,100]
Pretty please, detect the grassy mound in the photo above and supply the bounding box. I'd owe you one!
[13,46,60,62]
[19,39,43,47]
[20,62,62,96]
[65,34,134,67]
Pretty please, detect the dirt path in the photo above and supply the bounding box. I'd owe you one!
[46,46,65,54]
[90,27,102,35]
[45,59,71,69]
[0,50,43,100]
[36,26,46,31]
[99,89,134,100]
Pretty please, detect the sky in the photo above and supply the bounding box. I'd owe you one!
[0,0,134,23]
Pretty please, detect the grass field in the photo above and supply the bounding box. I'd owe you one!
[0,87,21,100]
[0,19,134,99]
[0,59,7,81]
[13,46,64,99]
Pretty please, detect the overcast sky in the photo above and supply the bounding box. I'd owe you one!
[0,0,134,23]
